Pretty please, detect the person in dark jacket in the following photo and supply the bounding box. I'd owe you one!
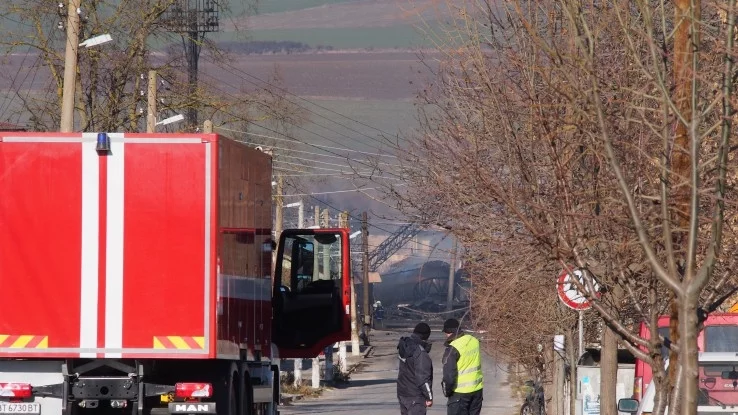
[441,318,483,415]
[397,322,434,414]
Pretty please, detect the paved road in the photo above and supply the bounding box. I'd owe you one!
[280,329,520,415]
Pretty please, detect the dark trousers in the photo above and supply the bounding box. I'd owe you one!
[447,389,483,415]
[399,396,428,415]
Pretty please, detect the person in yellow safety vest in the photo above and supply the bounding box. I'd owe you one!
[441,318,483,415]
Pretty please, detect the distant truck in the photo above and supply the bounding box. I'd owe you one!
[0,132,353,415]
[620,352,738,414]
[632,314,738,402]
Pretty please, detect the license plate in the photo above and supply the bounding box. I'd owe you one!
[0,403,40,414]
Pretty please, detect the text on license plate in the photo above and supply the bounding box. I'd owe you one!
[0,403,40,414]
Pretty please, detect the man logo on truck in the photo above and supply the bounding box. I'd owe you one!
[172,404,212,413]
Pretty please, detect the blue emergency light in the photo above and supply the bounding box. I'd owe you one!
[96,132,110,153]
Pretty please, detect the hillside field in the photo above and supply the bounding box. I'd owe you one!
[221,0,450,49]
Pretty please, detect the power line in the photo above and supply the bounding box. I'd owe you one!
[274,159,371,173]
[283,186,404,197]
[235,137,376,161]
[0,52,40,122]
[298,193,454,255]
[0,13,35,29]
[147,33,436,252]
[200,54,399,144]
[199,71,399,165]
[277,153,363,170]
[215,120,403,179]
[187,70,403,177]
[274,169,383,177]
[153,43,404,179]
[222,128,398,159]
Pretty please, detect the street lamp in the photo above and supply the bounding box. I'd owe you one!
[79,33,112,48]
[155,113,185,127]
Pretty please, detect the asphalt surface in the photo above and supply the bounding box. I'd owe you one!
[279,329,520,415]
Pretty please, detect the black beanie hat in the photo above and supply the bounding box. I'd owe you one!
[443,318,460,333]
[413,323,431,340]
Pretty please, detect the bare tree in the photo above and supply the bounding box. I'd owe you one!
[396,0,738,413]
[0,0,254,132]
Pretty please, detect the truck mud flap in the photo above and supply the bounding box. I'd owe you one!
[168,402,216,414]
[252,385,272,403]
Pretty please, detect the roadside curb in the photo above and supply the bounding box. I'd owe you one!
[279,393,303,405]
[362,345,375,358]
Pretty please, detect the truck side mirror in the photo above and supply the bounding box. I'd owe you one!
[617,399,639,413]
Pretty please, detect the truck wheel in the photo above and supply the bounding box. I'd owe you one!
[229,382,237,415]
[239,369,253,415]
[215,364,239,415]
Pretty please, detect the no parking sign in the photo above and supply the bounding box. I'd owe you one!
[556,268,600,310]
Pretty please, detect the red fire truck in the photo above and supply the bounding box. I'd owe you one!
[633,313,738,402]
[0,132,352,415]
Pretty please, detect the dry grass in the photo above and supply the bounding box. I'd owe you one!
[280,381,325,398]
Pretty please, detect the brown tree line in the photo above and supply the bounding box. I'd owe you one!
[396,0,738,413]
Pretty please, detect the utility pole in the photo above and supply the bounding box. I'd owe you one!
[311,205,321,389]
[344,211,360,357]
[362,212,370,326]
[337,212,347,371]
[274,175,283,237]
[272,175,283,279]
[146,70,157,133]
[297,200,304,229]
[446,238,458,312]
[60,0,81,132]
[271,174,289,384]
[313,207,320,283]
[161,1,219,130]
[292,198,304,387]
[320,209,334,382]
[185,23,199,130]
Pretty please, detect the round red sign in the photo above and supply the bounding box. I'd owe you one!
[556,268,600,311]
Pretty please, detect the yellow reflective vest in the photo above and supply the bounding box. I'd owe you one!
[449,334,483,393]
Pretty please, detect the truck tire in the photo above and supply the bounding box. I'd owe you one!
[271,365,279,413]
[214,374,237,415]
[215,363,239,415]
[239,369,253,415]
[228,381,237,415]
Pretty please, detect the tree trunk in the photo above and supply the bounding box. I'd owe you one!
[667,296,680,414]
[671,0,700,404]
[544,341,555,415]
[649,285,670,415]
[600,320,619,415]
[552,335,566,415]
[679,295,699,415]
[567,330,578,415]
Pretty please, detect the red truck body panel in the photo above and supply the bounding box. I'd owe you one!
[0,133,272,360]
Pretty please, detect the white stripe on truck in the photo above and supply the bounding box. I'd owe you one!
[105,136,125,358]
[80,137,100,358]
[203,142,212,349]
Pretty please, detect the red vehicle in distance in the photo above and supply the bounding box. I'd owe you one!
[633,313,738,402]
